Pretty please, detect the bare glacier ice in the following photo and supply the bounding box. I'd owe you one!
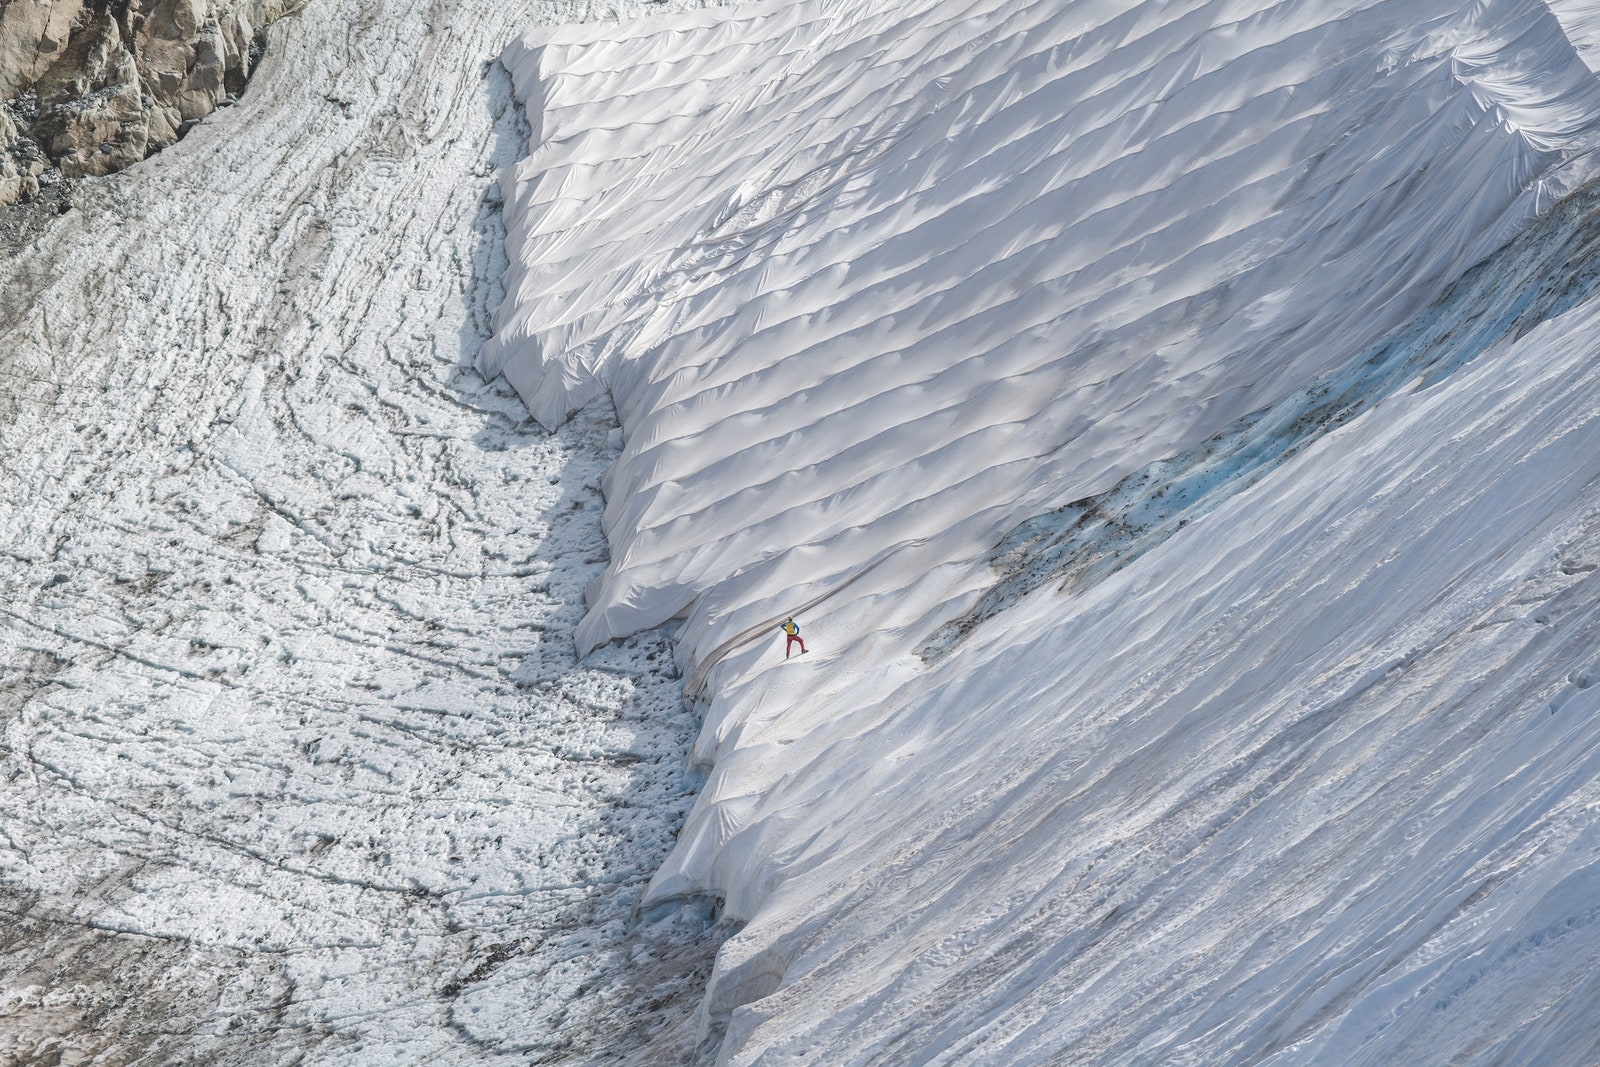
[0,1,732,1064]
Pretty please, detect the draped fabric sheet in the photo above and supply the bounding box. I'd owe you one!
[482,1,1600,1061]
[484,0,1600,676]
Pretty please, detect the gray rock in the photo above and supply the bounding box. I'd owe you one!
[31,10,145,177]
[37,87,147,178]
[0,0,306,203]
[31,8,133,108]
[0,106,27,203]
[0,0,85,100]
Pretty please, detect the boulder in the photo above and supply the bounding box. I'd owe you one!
[0,105,28,203]
[0,0,85,99]
[37,85,148,178]
[31,10,146,177]
[32,8,132,108]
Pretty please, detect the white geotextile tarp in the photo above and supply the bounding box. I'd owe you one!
[483,1,1600,1059]
[485,0,1600,684]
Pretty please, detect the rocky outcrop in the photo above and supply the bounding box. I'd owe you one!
[0,0,80,99]
[0,0,305,204]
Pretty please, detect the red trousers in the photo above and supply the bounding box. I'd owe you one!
[786,634,807,656]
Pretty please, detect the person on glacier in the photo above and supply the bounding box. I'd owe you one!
[780,616,808,658]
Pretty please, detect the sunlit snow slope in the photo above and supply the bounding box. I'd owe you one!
[486,0,1600,1062]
